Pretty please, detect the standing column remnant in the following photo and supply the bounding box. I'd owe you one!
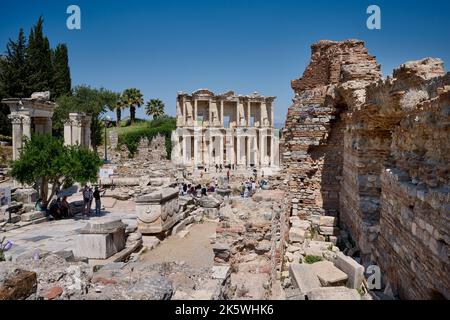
[2,91,57,160]
[63,113,92,149]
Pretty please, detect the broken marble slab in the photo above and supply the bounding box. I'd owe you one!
[289,263,321,295]
[309,261,348,286]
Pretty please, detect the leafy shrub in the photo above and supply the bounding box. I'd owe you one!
[0,134,12,143]
[118,116,176,158]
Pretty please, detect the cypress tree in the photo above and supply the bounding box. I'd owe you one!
[26,16,53,97]
[0,28,28,98]
[0,28,28,135]
[52,44,71,98]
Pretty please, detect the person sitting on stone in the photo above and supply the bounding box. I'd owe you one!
[35,198,45,212]
[60,196,72,218]
[49,198,61,220]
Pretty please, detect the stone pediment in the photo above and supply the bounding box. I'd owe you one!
[192,89,215,97]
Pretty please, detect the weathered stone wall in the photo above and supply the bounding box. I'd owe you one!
[283,40,450,299]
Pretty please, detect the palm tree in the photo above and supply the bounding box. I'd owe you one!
[145,99,165,120]
[122,88,144,124]
[106,92,123,127]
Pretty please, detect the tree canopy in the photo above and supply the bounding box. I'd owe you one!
[0,16,72,136]
[121,88,144,124]
[145,99,165,119]
[54,85,120,148]
[10,134,102,207]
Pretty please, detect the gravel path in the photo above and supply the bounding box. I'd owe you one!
[140,221,217,268]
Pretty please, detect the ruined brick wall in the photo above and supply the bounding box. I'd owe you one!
[371,72,450,299]
[283,40,450,299]
[283,40,381,218]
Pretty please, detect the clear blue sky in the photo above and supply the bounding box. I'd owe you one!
[1,0,449,124]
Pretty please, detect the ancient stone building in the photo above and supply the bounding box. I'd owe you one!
[2,92,56,160]
[63,112,92,149]
[283,39,449,299]
[171,89,280,172]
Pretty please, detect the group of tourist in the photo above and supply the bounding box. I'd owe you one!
[35,196,72,220]
[82,185,104,219]
[180,181,217,198]
[33,185,105,220]
[240,177,269,198]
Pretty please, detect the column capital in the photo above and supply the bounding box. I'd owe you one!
[8,114,23,125]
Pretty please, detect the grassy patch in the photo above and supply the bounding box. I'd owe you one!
[108,117,176,158]
[304,255,323,264]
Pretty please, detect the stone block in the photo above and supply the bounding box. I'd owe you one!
[142,236,160,249]
[306,286,361,300]
[13,188,38,204]
[213,243,230,261]
[0,268,37,300]
[211,265,231,282]
[289,263,321,294]
[310,261,348,286]
[319,216,338,227]
[79,217,125,234]
[334,252,365,289]
[289,227,306,243]
[20,211,45,222]
[74,228,125,259]
[290,217,311,229]
[319,226,339,236]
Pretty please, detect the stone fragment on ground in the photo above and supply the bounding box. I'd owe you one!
[306,286,361,300]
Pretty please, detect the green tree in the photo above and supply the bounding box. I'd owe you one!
[10,134,102,207]
[122,88,143,125]
[145,99,165,119]
[26,16,53,96]
[51,44,71,99]
[0,28,29,98]
[54,86,118,149]
[108,93,124,127]
[0,29,28,135]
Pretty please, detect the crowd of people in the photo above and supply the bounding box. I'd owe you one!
[179,180,218,198]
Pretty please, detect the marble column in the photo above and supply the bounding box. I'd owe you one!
[194,99,198,126]
[246,136,251,167]
[270,102,274,127]
[219,133,224,165]
[260,130,266,167]
[236,135,241,167]
[182,136,188,165]
[9,115,23,160]
[193,133,199,167]
[182,98,187,126]
[247,101,251,127]
[220,100,224,127]
[22,116,32,139]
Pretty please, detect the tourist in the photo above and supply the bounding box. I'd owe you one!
[201,186,207,196]
[49,198,62,220]
[215,164,218,173]
[219,164,223,173]
[227,169,230,181]
[82,185,91,218]
[93,186,104,216]
[35,198,45,212]
[60,196,72,218]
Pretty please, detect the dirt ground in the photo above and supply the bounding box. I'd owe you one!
[139,221,217,269]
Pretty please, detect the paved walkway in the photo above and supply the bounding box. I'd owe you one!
[1,198,136,261]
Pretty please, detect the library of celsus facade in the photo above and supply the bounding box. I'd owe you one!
[171,89,280,172]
